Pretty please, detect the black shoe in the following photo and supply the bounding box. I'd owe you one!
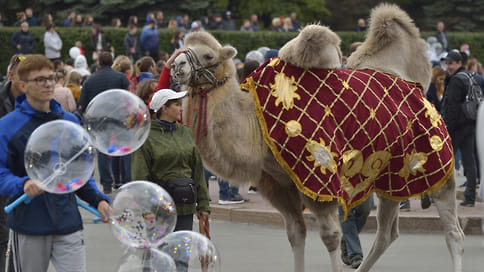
[112,183,122,190]
[459,181,467,188]
[460,200,475,207]
[248,186,258,194]
[421,193,431,209]
[351,256,363,269]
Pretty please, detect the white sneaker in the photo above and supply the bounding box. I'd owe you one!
[218,198,244,205]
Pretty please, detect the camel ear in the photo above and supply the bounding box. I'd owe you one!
[219,45,238,61]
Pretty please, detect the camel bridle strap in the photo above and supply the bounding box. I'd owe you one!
[181,49,233,143]
[183,48,223,90]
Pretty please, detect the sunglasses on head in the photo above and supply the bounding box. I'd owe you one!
[14,55,25,63]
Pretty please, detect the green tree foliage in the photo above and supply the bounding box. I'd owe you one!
[234,0,329,29]
[423,0,484,31]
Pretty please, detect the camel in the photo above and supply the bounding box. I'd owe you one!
[170,3,464,272]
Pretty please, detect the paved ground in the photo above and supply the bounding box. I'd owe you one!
[69,219,484,271]
[43,171,483,271]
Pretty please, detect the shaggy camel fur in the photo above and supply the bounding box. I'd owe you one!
[171,3,464,272]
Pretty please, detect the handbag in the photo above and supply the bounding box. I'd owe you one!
[163,178,197,204]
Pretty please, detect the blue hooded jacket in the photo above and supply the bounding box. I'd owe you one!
[0,94,109,235]
[140,26,159,52]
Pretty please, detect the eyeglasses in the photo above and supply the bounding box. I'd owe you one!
[23,75,58,86]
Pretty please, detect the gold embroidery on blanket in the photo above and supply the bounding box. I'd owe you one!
[398,149,428,179]
[305,138,337,174]
[423,98,442,127]
[370,108,376,120]
[240,76,255,93]
[324,105,331,117]
[341,150,391,199]
[267,58,280,67]
[270,73,300,110]
[361,151,391,179]
[430,135,444,151]
[285,120,302,137]
[341,150,364,178]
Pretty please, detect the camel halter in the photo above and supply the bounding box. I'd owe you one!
[180,49,231,144]
[183,48,221,88]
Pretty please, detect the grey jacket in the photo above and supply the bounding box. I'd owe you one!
[0,81,15,118]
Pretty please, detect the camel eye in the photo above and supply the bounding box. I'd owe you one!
[204,54,214,61]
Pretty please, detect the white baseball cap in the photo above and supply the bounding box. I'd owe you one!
[150,89,187,112]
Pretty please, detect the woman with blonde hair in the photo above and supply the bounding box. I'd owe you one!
[426,66,446,112]
[66,70,83,103]
[112,55,133,81]
[53,69,76,112]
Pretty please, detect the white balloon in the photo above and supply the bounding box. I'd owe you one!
[69,47,81,59]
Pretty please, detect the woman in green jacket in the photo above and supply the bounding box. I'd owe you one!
[131,88,210,231]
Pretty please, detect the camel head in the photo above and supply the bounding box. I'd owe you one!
[278,24,342,69]
[171,31,237,89]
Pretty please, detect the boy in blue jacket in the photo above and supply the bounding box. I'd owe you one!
[0,54,110,272]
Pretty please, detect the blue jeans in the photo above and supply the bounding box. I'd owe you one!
[98,152,113,190]
[203,168,212,188]
[339,195,373,259]
[112,154,131,186]
[218,178,239,200]
[455,149,461,170]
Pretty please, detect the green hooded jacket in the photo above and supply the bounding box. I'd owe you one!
[131,119,210,215]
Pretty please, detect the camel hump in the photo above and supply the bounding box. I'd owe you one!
[279,24,342,69]
[368,3,420,47]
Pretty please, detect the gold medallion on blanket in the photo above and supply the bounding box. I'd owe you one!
[241,58,454,214]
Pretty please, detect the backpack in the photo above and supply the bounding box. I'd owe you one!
[456,71,484,120]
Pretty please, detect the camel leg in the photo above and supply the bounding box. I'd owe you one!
[431,174,464,272]
[302,197,343,272]
[258,171,307,272]
[355,196,400,272]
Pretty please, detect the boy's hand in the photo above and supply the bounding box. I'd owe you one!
[23,179,44,197]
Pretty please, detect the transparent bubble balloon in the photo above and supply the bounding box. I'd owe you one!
[116,248,176,272]
[24,120,94,193]
[159,231,221,272]
[110,181,177,248]
[84,89,150,156]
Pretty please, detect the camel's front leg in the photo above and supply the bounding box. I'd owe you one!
[303,197,343,272]
[431,174,464,272]
[258,171,306,272]
[356,197,399,272]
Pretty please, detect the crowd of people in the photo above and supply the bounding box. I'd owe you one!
[0,6,482,270]
[1,7,301,33]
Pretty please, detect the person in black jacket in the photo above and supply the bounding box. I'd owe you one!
[434,21,449,53]
[124,24,141,62]
[441,50,478,206]
[10,22,33,54]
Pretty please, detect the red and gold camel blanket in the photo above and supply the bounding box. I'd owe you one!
[241,58,454,214]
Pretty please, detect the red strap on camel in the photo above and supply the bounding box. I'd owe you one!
[195,89,209,144]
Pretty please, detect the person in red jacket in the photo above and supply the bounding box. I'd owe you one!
[156,49,188,91]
